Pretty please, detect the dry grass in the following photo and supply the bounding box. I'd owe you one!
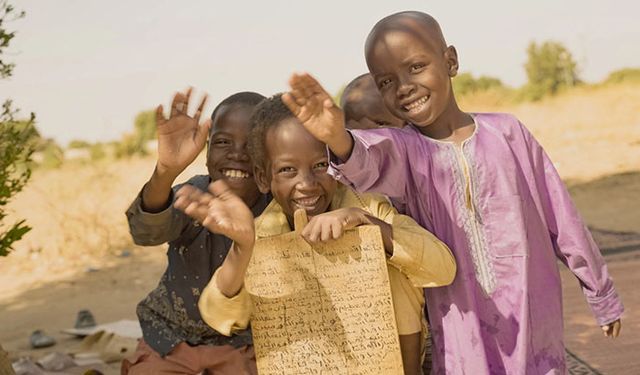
[459,82,640,181]
[0,153,208,299]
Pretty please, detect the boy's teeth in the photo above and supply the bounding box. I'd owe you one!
[404,96,429,111]
[223,169,249,178]
[295,197,320,206]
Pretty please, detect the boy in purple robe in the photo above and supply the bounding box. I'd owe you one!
[281,11,623,374]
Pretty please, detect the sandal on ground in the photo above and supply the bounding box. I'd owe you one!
[75,309,97,329]
[30,329,56,349]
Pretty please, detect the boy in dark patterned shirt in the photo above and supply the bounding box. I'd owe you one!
[122,89,269,375]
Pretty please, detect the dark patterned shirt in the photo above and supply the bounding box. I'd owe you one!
[126,175,270,356]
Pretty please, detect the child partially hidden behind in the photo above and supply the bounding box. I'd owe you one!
[174,94,457,375]
[341,73,405,130]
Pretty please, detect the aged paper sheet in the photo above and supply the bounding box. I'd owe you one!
[245,211,403,374]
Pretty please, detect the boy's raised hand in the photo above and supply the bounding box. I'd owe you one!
[282,73,353,160]
[155,88,211,176]
[174,180,255,249]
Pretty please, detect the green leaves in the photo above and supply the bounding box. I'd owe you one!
[0,1,34,256]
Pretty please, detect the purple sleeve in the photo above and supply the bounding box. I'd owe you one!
[521,123,624,325]
[328,129,409,204]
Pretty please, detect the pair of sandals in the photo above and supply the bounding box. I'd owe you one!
[30,310,96,349]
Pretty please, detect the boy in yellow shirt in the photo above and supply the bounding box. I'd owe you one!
[175,94,456,374]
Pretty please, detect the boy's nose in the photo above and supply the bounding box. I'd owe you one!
[227,145,250,161]
[296,171,319,190]
[397,81,415,99]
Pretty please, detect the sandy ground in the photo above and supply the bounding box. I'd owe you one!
[0,248,167,374]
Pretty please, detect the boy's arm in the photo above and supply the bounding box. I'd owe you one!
[370,196,457,287]
[283,72,409,200]
[521,123,623,332]
[174,181,255,298]
[301,207,394,254]
[126,89,211,245]
[142,88,210,212]
[300,196,456,287]
[175,181,256,336]
[126,179,197,246]
[198,268,253,336]
[328,129,409,202]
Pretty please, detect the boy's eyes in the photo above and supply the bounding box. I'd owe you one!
[410,63,426,73]
[276,163,327,174]
[378,78,393,89]
[278,166,296,174]
[212,138,231,146]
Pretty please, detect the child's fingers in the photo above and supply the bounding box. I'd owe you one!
[202,213,226,233]
[288,73,306,92]
[184,87,194,111]
[303,73,325,96]
[173,195,190,211]
[170,91,182,118]
[302,219,320,243]
[303,73,333,103]
[176,184,198,199]
[281,92,302,115]
[331,221,343,240]
[289,73,313,106]
[155,105,166,125]
[209,180,232,198]
[320,222,333,242]
[297,73,316,102]
[612,320,621,337]
[196,190,214,207]
[300,219,312,239]
[195,93,208,123]
[195,119,211,149]
[184,200,209,223]
[282,90,307,114]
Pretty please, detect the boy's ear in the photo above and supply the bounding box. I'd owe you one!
[445,45,459,77]
[253,165,271,194]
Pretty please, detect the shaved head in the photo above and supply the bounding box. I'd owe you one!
[361,11,462,130]
[365,11,448,64]
[340,73,374,109]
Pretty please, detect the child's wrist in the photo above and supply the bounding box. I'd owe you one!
[350,208,370,226]
[234,238,255,253]
[153,163,181,182]
[329,130,354,161]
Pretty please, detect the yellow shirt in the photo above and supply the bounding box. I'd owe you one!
[198,185,457,337]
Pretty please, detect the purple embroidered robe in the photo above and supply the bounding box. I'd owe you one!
[329,113,624,374]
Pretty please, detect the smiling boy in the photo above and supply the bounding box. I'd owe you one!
[122,90,268,375]
[282,11,624,374]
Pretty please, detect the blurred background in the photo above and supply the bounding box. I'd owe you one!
[1,0,638,373]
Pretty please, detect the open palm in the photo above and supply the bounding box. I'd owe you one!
[282,73,344,144]
[155,88,211,174]
[175,181,255,248]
